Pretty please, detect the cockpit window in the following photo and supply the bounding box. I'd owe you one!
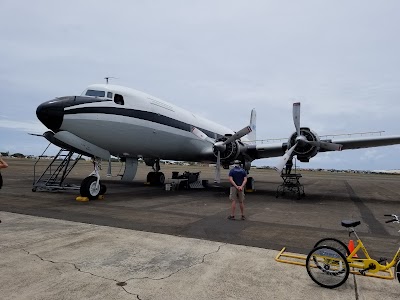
[85,90,105,97]
[114,94,124,105]
[107,92,113,99]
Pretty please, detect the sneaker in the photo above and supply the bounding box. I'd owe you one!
[241,215,246,220]
[227,215,235,220]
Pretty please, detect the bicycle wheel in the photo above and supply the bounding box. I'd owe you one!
[396,260,400,283]
[306,245,349,288]
[313,238,350,256]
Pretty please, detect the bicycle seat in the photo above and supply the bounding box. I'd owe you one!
[341,220,361,228]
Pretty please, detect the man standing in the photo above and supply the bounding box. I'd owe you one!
[0,154,8,189]
[285,157,293,175]
[228,160,247,220]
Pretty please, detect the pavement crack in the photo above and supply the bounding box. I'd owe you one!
[353,273,359,300]
[21,249,141,299]
[125,243,226,282]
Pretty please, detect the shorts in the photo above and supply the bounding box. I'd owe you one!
[229,187,245,203]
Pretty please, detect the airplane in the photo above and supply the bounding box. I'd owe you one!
[36,83,400,199]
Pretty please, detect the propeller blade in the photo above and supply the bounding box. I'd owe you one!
[275,142,298,173]
[107,157,112,177]
[191,127,215,144]
[223,126,252,145]
[214,151,221,183]
[293,102,301,136]
[307,141,343,151]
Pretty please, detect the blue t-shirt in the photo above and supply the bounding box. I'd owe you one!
[229,166,247,186]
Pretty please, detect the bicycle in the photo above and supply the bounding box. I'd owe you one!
[305,214,400,288]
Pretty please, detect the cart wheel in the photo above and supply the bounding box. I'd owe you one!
[313,238,350,256]
[306,245,349,288]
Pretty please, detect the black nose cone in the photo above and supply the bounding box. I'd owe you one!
[36,98,68,132]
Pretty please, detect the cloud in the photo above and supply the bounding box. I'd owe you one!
[0,119,46,134]
[0,1,400,170]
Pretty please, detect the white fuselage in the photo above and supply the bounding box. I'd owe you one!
[61,84,236,161]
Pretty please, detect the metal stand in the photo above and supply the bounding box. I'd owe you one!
[32,144,82,192]
[276,173,305,199]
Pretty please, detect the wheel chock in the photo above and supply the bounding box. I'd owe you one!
[76,196,89,202]
[97,195,105,200]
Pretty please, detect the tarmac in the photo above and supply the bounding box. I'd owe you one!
[0,159,399,299]
[1,211,398,300]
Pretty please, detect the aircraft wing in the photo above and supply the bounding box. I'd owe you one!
[321,135,400,151]
[245,135,400,160]
[246,143,286,159]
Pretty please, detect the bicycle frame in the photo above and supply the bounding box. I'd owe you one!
[347,229,400,279]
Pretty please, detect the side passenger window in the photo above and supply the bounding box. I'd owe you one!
[114,94,124,105]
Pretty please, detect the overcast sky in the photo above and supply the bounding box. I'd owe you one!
[1,0,400,170]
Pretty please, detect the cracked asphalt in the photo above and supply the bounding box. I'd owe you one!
[0,159,399,299]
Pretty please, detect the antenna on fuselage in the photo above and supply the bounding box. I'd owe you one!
[104,76,117,84]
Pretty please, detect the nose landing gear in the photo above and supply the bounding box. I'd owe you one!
[79,158,107,200]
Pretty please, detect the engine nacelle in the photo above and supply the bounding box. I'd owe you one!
[212,137,245,162]
[288,127,320,162]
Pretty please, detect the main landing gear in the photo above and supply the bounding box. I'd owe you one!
[146,159,165,185]
[80,159,107,200]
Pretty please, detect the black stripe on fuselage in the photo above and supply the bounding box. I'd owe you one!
[65,106,222,139]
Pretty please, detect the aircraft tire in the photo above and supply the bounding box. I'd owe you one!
[147,172,155,184]
[80,176,101,200]
[147,172,165,185]
[100,183,107,195]
[246,177,255,190]
[157,172,165,185]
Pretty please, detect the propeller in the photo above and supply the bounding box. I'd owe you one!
[222,126,252,145]
[293,102,301,137]
[191,125,252,183]
[275,102,342,173]
[275,142,298,173]
[107,157,112,177]
[215,150,221,183]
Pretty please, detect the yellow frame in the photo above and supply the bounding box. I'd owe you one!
[275,244,398,280]
[346,239,399,279]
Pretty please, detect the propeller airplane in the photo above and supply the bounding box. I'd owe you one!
[35,83,400,199]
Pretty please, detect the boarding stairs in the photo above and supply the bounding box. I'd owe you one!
[32,143,82,192]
